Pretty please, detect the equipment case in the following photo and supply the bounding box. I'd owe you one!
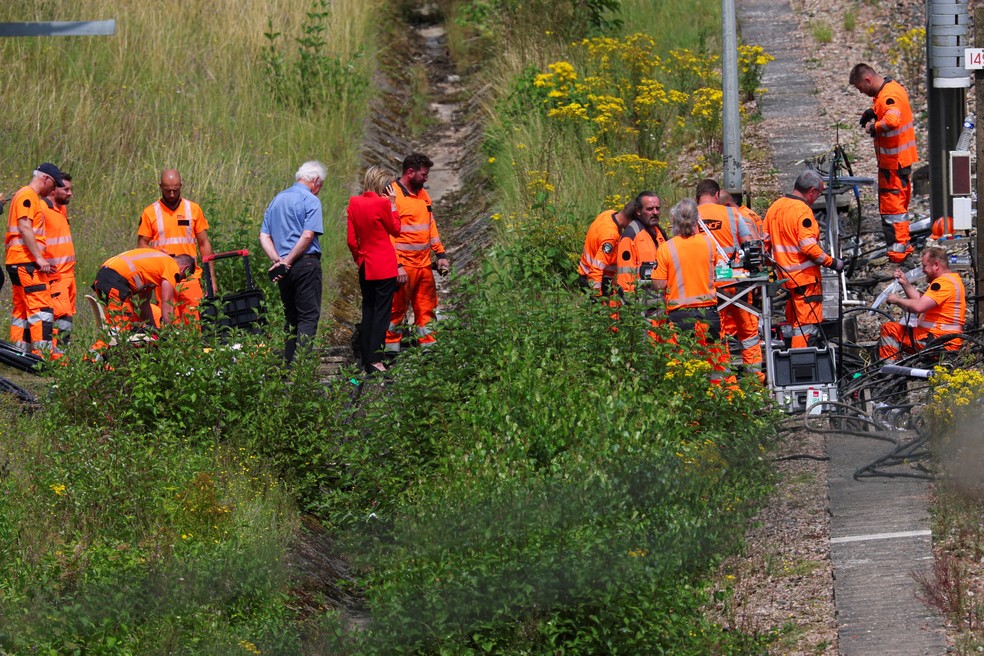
[770,346,838,413]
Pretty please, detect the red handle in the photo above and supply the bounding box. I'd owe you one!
[204,249,250,263]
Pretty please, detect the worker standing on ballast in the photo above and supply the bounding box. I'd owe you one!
[764,170,845,348]
[850,63,919,264]
[576,201,634,297]
[696,179,761,380]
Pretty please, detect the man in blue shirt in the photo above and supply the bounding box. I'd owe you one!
[259,161,326,363]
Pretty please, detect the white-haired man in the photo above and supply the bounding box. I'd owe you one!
[260,161,326,363]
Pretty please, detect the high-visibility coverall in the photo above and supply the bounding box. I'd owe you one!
[92,248,182,330]
[137,198,209,323]
[5,185,55,354]
[577,209,621,295]
[698,202,761,375]
[614,219,665,295]
[878,272,966,361]
[870,78,918,263]
[614,219,665,333]
[43,201,76,343]
[765,195,837,348]
[385,181,447,352]
[654,232,730,384]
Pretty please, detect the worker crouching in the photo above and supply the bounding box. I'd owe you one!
[92,248,197,332]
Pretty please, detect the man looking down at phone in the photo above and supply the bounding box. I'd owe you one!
[259,161,326,364]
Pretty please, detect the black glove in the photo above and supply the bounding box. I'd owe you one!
[860,108,876,128]
[831,257,846,272]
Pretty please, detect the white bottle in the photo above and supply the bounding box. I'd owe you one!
[956,114,975,152]
[871,266,925,310]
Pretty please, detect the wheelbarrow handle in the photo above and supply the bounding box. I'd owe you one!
[204,249,251,263]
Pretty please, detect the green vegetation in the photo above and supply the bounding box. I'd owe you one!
[0,0,378,316]
[843,9,857,32]
[809,20,834,44]
[0,0,785,653]
[924,369,984,653]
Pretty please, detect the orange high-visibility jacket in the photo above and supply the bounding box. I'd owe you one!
[138,199,209,259]
[697,202,750,262]
[764,195,834,289]
[737,205,768,245]
[654,233,717,311]
[872,79,918,171]
[5,186,46,265]
[390,181,445,269]
[615,219,662,294]
[919,271,966,336]
[101,248,181,294]
[42,202,75,278]
[578,210,621,290]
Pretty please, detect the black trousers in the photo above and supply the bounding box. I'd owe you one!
[358,266,396,371]
[667,305,721,338]
[277,255,322,363]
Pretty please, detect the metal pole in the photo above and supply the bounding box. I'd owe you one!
[975,6,984,327]
[721,0,743,196]
[0,21,115,37]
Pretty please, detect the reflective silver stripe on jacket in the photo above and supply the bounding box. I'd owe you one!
[118,250,167,291]
[665,239,716,307]
[152,200,195,248]
[917,273,964,332]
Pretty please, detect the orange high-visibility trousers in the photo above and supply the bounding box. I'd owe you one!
[719,302,763,378]
[172,276,203,327]
[5,264,55,354]
[386,265,438,351]
[878,322,961,361]
[49,275,76,341]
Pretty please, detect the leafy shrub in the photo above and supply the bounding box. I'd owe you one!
[262,0,369,110]
[737,44,775,102]
[318,257,777,653]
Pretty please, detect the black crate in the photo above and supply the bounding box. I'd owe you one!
[201,289,266,334]
[770,347,836,386]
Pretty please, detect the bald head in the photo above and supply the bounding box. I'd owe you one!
[159,169,183,209]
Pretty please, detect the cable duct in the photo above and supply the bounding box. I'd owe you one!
[929,0,971,88]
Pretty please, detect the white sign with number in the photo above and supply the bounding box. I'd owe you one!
[966,48,984,69]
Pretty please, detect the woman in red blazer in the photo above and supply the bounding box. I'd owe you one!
[347,166,401,373]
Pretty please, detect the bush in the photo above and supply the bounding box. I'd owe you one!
[319,259,777,653]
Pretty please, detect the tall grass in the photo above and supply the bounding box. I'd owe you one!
[0,0,379,314]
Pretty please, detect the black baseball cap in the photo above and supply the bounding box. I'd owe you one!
[35,162,66,188]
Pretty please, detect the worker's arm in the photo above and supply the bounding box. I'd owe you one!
[137,235,151,248]
[887,290,937,315]
[196,229,217,294]
[159,281,176,324]
[17,218,51,273]
[652,279,668,292]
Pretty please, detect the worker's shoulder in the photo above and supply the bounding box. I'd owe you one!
[697,202,728,219]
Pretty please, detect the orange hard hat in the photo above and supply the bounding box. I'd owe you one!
[931,217,954,239]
